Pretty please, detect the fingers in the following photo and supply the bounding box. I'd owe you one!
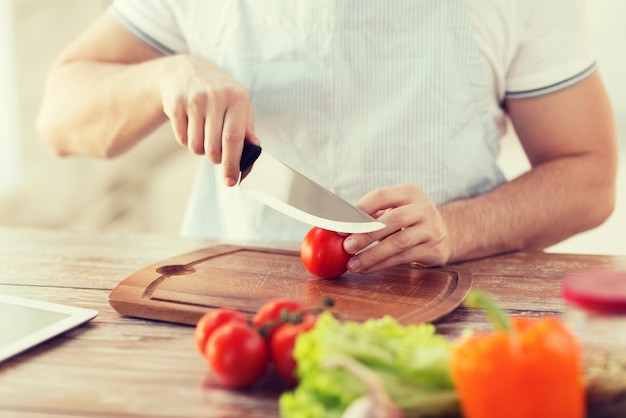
[164,95,189,148]
[161,56,254,186]
[347,225,445,273]
[344,185,451,273]
[166,89,253,186]
[187,94,207,155]
[344,185,424,252]
[220,92,250,186]
[356,185,415,217]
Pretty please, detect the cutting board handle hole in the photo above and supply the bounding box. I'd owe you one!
[156,264,196,276]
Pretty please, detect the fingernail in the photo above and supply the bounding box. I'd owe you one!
[224,177,237,187]
[347,258,361,272]
[343,237,357,254]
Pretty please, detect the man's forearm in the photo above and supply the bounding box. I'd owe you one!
[442,154,616,263]
[37,57,169,159]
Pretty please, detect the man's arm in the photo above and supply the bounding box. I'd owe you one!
[37,13,257,186]
[442,71,617,262]
[344,71,617,272]
[36,14,168,158]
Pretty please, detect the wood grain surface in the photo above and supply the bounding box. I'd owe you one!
[0,226,624,418]
[109,245,472,326]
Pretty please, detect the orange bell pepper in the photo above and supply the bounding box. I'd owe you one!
[449,292,585,418]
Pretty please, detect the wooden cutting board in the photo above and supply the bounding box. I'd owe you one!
[109,245,472,325]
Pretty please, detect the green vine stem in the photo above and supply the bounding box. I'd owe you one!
[465,290,512,332]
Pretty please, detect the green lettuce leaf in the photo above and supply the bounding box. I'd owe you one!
[279,311,459,418]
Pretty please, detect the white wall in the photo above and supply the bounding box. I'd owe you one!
[0,0,22,195]
[587,0,626,137]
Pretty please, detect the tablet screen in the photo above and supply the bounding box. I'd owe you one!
[0,295,98,362]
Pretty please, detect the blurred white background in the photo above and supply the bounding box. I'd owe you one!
[0,0,624,254]
[0,0,195,234]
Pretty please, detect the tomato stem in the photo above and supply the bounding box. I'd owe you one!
[280,309,303,324]
[255,297,337,338]
[465,291,511,332]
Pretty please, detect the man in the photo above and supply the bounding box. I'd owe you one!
[37,0,617,273]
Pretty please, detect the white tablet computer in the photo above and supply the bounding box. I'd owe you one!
[0,294,98,363]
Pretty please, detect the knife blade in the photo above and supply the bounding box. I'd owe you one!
[238,141,385,233]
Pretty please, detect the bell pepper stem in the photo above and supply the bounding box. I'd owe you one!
[465,291,512,332]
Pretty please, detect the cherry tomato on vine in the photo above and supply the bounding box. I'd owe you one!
[195,308,248,356]
[206,322,268,389]
[253,299,304,336]
[270,313,318,384]
[300,227,352,279]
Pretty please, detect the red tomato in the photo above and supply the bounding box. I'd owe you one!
[300,227,352,279]
[195,309,248,357]
[206,322,268,389]
[252,299,304,335]
[270,313,317,384]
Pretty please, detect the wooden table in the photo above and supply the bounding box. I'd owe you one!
[0,226,624,417]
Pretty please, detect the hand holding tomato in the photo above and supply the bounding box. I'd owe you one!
[343,184,452,273]
[301,227,352,279]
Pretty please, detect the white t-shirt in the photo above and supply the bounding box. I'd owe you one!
[109,0,596,241]
[111,0,596,140]
[467,0,596,135]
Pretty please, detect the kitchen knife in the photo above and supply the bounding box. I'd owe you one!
[238,141,385,233]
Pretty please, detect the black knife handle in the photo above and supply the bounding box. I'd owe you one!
[240,140,262,172]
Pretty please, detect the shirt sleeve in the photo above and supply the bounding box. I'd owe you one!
[505,0,596,99]
[108,0,189,55]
